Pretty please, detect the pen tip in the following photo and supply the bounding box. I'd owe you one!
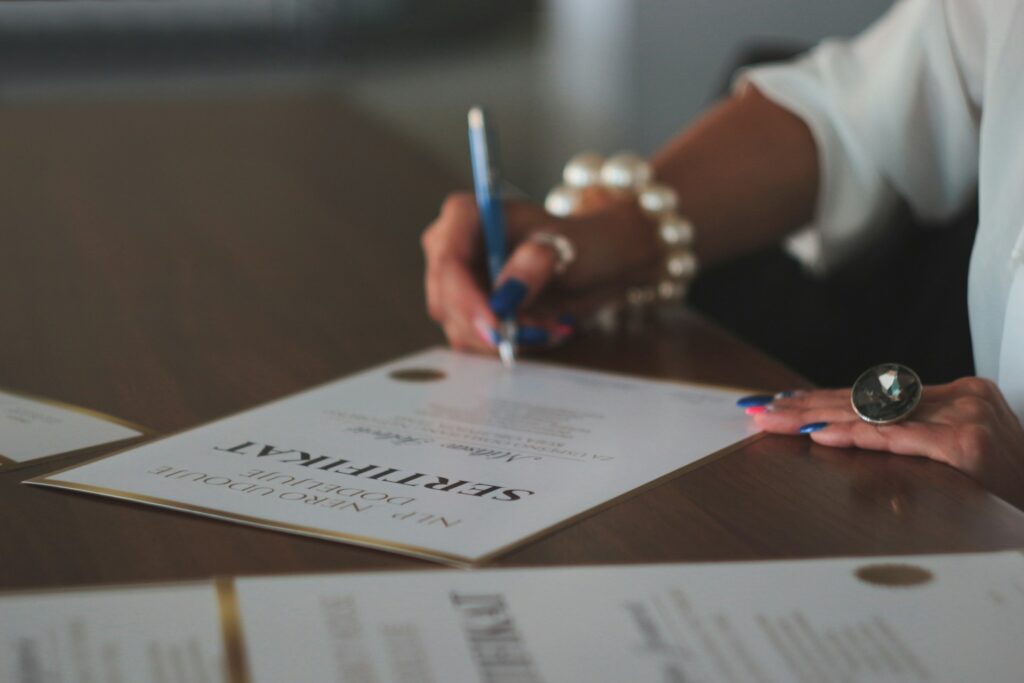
[498,340,516,369]
[468,107,484,128]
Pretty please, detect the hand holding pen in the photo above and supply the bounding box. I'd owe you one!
[420,111,663,359]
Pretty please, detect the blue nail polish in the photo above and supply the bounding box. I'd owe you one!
[736,394,774,408]
[517,326,549,346]
[557,312,577,326]
[490,278,528,317]
[489,328,501,346]
[799,422,829,434]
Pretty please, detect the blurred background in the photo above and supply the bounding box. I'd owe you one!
[15,0,974,391]
[0,0,891,198]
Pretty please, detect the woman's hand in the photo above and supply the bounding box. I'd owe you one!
[745,377,1024,509]
[421,191,660,353]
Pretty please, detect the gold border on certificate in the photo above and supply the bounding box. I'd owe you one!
[0,386,154,436]
[0,386,154,472]
[216,578,253,683]
[26,430,765,567]
[0,437,151,474]
[0,578,247,683]
[471,431,767,563]
[23,347,777,566]
[27,473,476,567]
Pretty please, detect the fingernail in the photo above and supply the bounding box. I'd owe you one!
[775,390,800,399]
[474,319,498,348]
[490,278,528,317]
[554,324,574,340]
[737,394,774,408]
[745,405,768,415]
[557,313,577,326]
[517,326,549,346]
[799,422,829,434]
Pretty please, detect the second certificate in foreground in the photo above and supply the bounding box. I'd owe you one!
[29,348,756,565]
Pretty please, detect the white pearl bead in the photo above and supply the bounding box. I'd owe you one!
[658,215,695,247]
[658,279,687,301]
[638,183,678,216]
[600,152,651,191]
[544,185,581,217]
[666,250,698,279]
[562,152,604,188]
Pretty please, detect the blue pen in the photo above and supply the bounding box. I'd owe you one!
[467,106,517,368]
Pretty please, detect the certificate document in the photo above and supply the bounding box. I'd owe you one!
[234,551,1024,683]
[28,348,756,565]
[0,582,230,683]
[0,389,146,471]
[3,551,1023,682]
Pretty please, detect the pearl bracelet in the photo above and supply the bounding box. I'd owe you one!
[544,152,698,308]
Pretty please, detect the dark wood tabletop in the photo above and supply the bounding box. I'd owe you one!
[2,91,1023,591]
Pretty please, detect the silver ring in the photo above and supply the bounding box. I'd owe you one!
[851,362,923,424]
[529,231,576,275]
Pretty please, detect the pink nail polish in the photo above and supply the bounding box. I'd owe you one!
[474,318,497,348]
[745,405,768,415]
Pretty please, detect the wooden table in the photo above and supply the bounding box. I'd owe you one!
[2,91,1023,591]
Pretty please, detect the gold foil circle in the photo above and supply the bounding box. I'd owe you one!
[389,367,447,382]
[855,563,934,588]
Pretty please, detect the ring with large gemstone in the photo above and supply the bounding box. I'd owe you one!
[851,363,923,424]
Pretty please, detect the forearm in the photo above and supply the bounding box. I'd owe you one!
[651,85,819,267]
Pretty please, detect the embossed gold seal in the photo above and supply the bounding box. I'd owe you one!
[389,367,447,382]
[855,563,934,587]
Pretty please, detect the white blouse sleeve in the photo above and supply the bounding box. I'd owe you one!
[737,0,983,274]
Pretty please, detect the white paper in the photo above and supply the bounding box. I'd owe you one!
[0,583,225,683]
[0,389,143,468]
[4,552,1023,682]
[235,551,1024,683]
[28,348,756,565]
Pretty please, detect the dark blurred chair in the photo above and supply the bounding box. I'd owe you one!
[690,45,976,387]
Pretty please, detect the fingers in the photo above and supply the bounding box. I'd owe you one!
[924,377,1022,434]
[769,388,851,408]
[743,386,958,466]
[806,420,957,466]
[422,193,495,353]
[436,263,497,353]
[423,193,482,263]
[739,379,1024,505]
[422,191,659,352]
[424,193,570,353]
[754,406,856,433]
[490,238,559,316]
[748,389,853,432]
